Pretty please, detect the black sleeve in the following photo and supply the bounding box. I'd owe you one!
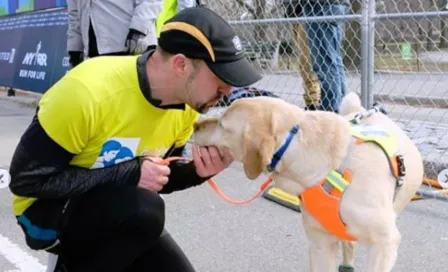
[8,114,142,199]
[158,145,211,194]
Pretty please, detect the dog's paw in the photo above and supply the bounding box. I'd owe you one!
[338,265,354,272]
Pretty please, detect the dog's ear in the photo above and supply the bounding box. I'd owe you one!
[242,122,276,180]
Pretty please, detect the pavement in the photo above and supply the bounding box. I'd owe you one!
[0,83,448,271]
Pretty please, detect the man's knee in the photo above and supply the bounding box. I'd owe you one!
[130,188,166,240]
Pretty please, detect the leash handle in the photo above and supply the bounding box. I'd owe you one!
[156,156,272,205]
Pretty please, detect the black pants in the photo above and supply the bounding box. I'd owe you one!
[56,185,196,272]
[88,20,128,58]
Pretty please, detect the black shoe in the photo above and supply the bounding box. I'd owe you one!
[338,265,354,272]
[304,104,319,111]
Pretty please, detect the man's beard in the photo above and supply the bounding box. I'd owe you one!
[184,73,222,114]
[196,104,210,114]
[196,96,221,114]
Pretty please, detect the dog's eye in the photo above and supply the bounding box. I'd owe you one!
[217,120,224,129]
[218,121,231,132]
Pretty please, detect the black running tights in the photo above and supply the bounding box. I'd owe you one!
[57,185,196,272]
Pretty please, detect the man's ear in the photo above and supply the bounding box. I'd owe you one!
[242,123,276,180]
[171,53,188,76]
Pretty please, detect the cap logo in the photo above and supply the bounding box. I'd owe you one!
[232,36,243,52]
[161,22,216,62]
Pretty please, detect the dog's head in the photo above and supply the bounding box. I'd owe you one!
[193,97,290,180]
[193,96,352,183]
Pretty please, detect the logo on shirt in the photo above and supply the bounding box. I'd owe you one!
[91,138,140,169]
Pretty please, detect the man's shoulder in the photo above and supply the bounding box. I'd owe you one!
[54,56,139,99]
[75,55,138,83]
[38,56,139,118]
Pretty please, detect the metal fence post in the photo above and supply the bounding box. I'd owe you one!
[361,0,376,108]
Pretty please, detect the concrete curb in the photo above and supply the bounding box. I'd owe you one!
[373,69,448,76]
[0,89,41,108]
[0,96,40,108]
[373,93,448,109]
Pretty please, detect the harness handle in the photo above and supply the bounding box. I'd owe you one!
[350,103,386,124]
[156,156,273,205]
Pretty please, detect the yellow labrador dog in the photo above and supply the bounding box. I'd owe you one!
[193,92,424,272]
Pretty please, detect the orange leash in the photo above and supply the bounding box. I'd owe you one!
[158,156,273,205]
[207,176,273,205]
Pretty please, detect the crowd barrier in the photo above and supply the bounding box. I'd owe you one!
[0,8,70,93]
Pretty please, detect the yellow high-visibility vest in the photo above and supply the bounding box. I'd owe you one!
[156,0,178,38]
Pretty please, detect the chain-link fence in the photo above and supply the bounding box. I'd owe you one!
[200,0,448,199]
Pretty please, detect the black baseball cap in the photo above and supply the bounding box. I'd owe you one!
[158,7,262,87]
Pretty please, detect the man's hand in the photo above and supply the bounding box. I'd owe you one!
[125,28,146,55]
[192,145,234,178]
[68,51,83,69]
[138,157,170,192]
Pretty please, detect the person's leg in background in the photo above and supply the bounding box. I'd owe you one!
[284,0,321,110]
[292,22,321,111]
[56,185,196,272]
[304,2,349,112]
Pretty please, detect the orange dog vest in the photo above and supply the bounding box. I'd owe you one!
[299,124,406,241]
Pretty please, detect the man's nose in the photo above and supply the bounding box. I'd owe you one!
[221,86,232,96]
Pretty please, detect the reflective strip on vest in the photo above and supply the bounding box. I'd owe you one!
[326,124,399,193]
[326,170,350,192]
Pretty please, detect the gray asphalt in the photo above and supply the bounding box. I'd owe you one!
[1,99,448,272]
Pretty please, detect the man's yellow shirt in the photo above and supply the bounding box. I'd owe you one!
[12,52,200,216]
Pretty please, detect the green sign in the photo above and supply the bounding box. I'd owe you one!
[401,42,413,60]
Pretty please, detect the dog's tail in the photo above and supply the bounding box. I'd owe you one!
[338,92,364,115]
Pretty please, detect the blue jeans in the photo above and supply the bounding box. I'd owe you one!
[304,2,349,112]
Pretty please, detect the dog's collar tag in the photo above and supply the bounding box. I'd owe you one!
[266,124,300,172]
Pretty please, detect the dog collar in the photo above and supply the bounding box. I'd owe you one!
[266,124,300,172]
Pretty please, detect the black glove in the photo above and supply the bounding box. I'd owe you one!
[196,0,206,7]
[125,28,146,55]
[68,51,84,68]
